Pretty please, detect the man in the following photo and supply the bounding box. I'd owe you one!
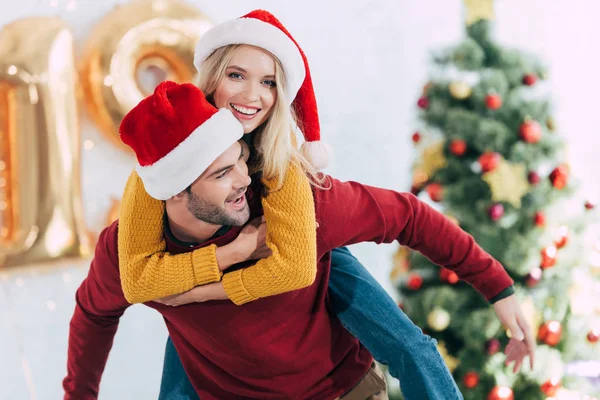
[63,82,530,399]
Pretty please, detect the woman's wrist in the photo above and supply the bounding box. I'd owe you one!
[215,243,246,271]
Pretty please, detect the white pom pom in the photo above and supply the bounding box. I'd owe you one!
[300,141,331,171]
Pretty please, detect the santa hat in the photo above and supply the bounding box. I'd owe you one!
[119,81,243,200]
[194,9,331,170]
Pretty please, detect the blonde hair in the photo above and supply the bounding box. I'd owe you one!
[195,44,325,191]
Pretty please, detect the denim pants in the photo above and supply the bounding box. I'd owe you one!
[158,247,463,400]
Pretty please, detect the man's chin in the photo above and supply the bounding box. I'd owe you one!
[226,205,251,226]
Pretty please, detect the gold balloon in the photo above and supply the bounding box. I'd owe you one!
[427,307,451,331]
[80,0,213,153]
[448,81,472,100]
[106,198,121,226]
[0,17,90,267]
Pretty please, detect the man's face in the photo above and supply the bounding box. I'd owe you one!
[184,141,252,226]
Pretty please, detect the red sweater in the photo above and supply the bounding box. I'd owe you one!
[63,177,513,399]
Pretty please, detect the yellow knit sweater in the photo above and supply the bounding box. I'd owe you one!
[117,163,317,305]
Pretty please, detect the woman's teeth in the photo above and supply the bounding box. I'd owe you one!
[231,104,259,115]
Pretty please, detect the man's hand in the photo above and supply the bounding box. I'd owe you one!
[155,283,228,306]
[234,216,272,261]
[493,294,536,372]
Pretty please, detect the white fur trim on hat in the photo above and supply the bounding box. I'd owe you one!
[136,109,243,200]
[300,141,331,171]
[194,18,305,105]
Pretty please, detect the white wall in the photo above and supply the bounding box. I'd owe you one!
[2,0,600,398]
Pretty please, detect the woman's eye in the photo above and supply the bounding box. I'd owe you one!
[263,80,276,87]
[228,72,243,79]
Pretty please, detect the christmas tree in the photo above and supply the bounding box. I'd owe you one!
[392,3,600,399]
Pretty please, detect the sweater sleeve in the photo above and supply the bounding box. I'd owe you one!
[222,163,317,304]
[63,223,131,399]
[118,170,223,304]
[118,164,317,306]
[315,177,514,301]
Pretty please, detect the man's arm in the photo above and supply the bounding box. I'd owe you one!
[316,177,514,301]
[63,222,131,399]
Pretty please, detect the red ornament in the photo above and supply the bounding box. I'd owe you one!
[440,268,459,284]
[412,132,422,144]
[541,378,561,396]
[554,226,569,249]
[587,329,600,343]
[528,171,541,185]
[449,139,467,156]
[585,200,596,210]
[485,93,502,110]
[519,120,542,143]
[534,211,545,227]
[488,386,514,400]
[540,245,557,269]
[549,165,569,189]
[486,338,501,355]
[526,267,543,288]
[538,321,562,346]
[407,274,423,290]
[523,73,537,86]
[417,96,430,109]
[488,203,504,221]
[397,302,405,311]
[463,371,479,389]
[479,151,501,172]
[426,183,444,202]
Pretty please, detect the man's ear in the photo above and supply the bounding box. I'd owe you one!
[170,189,188,201]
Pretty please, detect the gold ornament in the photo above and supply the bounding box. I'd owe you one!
[445,214,460,226]
[463,0,495,26]
[80,0,212,153]
[449,81,472,100]
[390,246,410,281]
[412,168,429,189]
[482,158,529,208]
[437,341,460,372]
[428,307,451,331]
[418,141,447,178]
[546,117,556,132]
[0,17,90,267]
[520,296,542,337]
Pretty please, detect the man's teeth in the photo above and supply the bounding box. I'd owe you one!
[231,104,259,115]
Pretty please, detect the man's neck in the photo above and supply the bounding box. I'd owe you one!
[165,213,222,245]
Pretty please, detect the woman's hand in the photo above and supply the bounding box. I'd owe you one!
[215,216,272,271]
[493,294,536,372]
[236,215,272,261]
[155,282,228,306]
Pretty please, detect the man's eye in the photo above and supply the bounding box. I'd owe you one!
[216,170,229,179]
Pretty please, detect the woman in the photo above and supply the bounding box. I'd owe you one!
[118,10,532,400]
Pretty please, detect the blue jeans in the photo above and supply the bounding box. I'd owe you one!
[158,247,463,400]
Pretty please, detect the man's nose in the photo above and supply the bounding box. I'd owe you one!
[233,167,251,189]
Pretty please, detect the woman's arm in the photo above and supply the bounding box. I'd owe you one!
[118,162,317,305]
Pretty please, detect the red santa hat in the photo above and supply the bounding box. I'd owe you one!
[119,81,243,200]
[194,9,331,170]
